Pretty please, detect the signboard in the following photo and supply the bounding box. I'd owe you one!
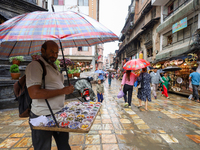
[172,17,187,33]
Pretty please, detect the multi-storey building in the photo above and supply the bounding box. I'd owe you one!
[48,0,102,71]
[103,56,108,69]
[97,44,104,70]
[0,0,47,24]
[153,0,200,63]
[108,53,114,68]
[117,0,161,69]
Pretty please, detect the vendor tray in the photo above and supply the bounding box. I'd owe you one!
[32,103,101,133]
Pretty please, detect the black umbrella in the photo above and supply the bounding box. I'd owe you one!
[162,66,182,72]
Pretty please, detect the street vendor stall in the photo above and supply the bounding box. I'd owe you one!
[32,101,101,133]
[157,53,200,96]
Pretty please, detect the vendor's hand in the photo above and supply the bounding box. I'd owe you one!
[162,81,164,83]
[63,85,74,95]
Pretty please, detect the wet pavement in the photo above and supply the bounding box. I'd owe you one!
[0,78,200,150]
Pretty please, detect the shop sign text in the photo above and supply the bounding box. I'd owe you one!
[172,17,187,33]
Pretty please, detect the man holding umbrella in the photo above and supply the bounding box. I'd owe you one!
[150,68,164,99]
[26,41,74,150]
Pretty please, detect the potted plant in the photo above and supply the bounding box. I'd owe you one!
[67,70,74,78]
[9,64,20,79]
[31,53,40,61]
[54,59,61,71]
[73,69,80,77]
[9,56,24,66]
[59,58,72,67]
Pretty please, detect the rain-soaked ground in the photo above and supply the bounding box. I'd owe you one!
[0,78,200,150]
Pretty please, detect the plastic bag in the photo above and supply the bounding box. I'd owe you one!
[189,81,192,91]
[117,90,124,99]
[188,94,193,100]
[134,81,138,87]
[138,83,141,88]
[151,86,153,91]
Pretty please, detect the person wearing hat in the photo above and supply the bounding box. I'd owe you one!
[150,68,164,99]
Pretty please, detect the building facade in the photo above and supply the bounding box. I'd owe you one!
[48,0,102,72]
[0,0,47,24]
[153,0,200,62]
[117,0,161,69]
[97,44,104,70]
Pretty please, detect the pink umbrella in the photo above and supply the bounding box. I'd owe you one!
[123,59,150,70]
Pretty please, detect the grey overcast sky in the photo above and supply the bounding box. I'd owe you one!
[99,0,131,57]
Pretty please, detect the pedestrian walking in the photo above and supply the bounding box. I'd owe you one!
[137,67,151,111]
[189,68,200,102]
[98,73,104,83]
[96,78,104,103]
[160,72,171,99]
[108,72,112,86]
[150,68,164,99]
[120,70,137,108]
[26,41,74,150]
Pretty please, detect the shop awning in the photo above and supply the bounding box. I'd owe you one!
[0,10,16,20]
[58,56,93,61]
[154,45,199,63]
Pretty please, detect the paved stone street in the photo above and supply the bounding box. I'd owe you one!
[0,78,200,150]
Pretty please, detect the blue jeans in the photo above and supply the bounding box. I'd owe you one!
[97,93,104,102]
[108,78,111,85]
[192,84,199,100]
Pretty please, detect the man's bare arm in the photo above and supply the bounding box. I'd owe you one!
[28,85,74,99]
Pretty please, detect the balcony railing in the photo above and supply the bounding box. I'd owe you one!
[163,0,191,21]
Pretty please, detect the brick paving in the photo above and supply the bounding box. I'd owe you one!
[0,78,200,149]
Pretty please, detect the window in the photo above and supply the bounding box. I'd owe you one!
[167,35,173,45]
[53,0,64,5]
[78,47,88,51]
[82,47,88,51]
[42,0,48,9]
[78,47,82,51]
[168,3,174,15]
[78,0,89,6]
[177,30,183,41]
[151,8,156,19]
[147,48,153,58]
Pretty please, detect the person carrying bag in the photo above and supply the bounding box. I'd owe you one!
[120,70,137,108]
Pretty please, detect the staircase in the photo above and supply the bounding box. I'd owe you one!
[0,56,32,109]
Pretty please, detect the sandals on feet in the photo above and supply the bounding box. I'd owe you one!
[124,103,129,108]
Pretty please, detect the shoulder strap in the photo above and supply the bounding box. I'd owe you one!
[36,59,59,128]
[37,59,47,80]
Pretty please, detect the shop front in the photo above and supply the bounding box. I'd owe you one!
[153,51,200,96]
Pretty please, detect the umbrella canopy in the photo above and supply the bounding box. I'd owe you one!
[95,70,105,74]
[0,11,118,57]
[162,66,182,72]
[123,59,150,70]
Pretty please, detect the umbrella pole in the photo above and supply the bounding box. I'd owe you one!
[58,40,90,103]
[59,40,70,86]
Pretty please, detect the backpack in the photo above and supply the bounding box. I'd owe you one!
[13,60,46,118]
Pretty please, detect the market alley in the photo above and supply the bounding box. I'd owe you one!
[0,78,200,150]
